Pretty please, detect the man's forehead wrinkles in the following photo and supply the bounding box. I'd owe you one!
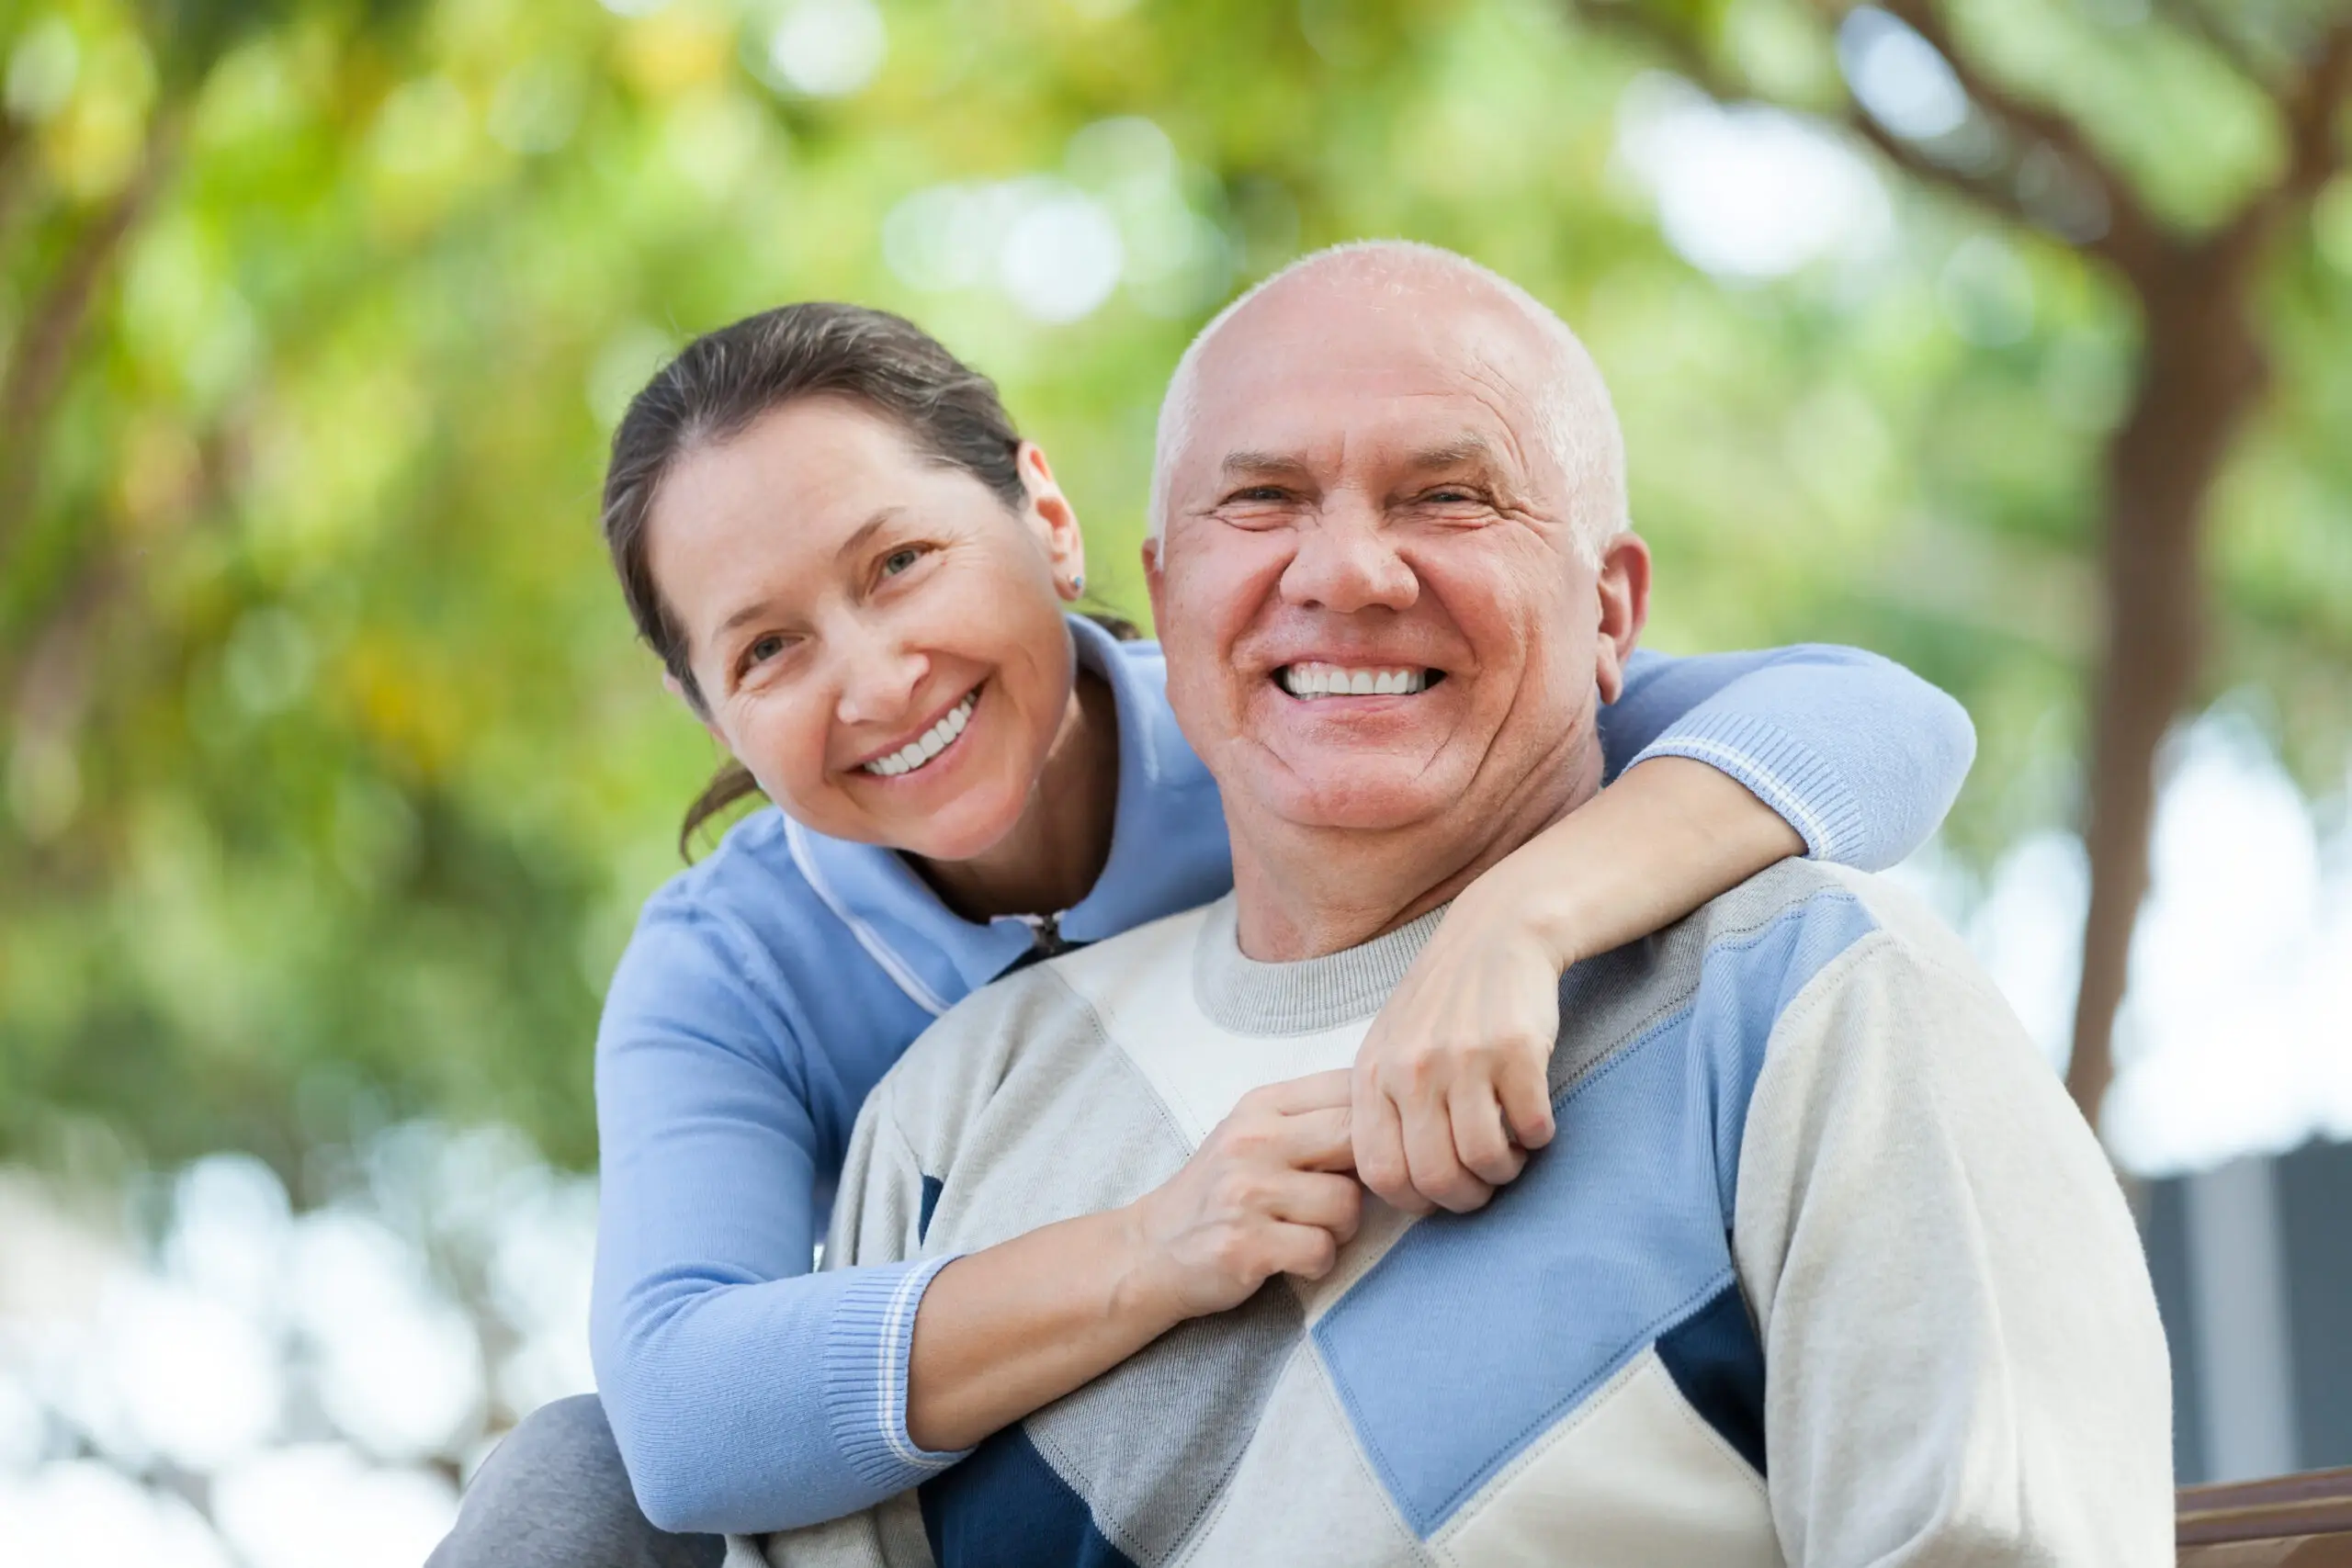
[1451,366,1540,480]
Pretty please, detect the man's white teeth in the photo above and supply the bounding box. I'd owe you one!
[1278,663,1431,698]
[862,693,976,777]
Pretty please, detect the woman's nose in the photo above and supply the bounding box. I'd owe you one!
[831,624,931,728]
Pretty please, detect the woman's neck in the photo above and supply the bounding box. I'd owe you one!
[910,669,1121,924]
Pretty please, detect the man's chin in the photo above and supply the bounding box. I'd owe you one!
[1239,766,1466,836]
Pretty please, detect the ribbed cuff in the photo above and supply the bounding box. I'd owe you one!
[1629,712,1864,866]
[820,1255,971,1492]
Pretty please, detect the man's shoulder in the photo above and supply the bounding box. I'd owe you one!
[1670,859,1982,989]
[1634,860,2027,1112]
[1554,860,2000,1103]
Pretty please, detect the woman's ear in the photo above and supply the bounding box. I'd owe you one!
[1018,442,1088,601]
[1591,532,1653,705]
[663,670,728,748]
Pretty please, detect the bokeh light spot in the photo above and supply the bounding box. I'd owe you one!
[764,0,888,98]
[1838,7,1969,141]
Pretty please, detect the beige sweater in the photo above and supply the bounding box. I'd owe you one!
[743,862,2174,1567]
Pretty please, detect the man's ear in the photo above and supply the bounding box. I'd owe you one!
[663,670,729,749]
[1017,442,1087,600]
[1591,532,1652,705]
[1140,535,1168,629]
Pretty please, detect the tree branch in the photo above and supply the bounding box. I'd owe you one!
[1570,0,2163,277]
[1563,0,1729,104]
[0,118,36,263]
[1567,0,2043,232]
[2148,0,2278,91]
[1869,0,2166,276]
[2275,20,2352,208]
[2204,17,2352,264]
[1837,99,2044,230]
[0,111,178,563]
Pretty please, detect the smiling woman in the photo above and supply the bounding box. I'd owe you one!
[426,292,1978,1563]
[639,397,1115,915]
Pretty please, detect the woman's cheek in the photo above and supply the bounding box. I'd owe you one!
[780,696,838,802]
[729,692,814,809]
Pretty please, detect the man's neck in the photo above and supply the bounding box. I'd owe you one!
[912,670,1121,923]
[1229,735,1601,962]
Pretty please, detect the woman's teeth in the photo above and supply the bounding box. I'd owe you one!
[1279,663,1432,698]
[862,692,976,777]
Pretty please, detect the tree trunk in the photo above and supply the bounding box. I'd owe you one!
[2066,239,2270,1124]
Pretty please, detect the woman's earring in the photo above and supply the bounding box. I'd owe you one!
[1069,573,1085,598]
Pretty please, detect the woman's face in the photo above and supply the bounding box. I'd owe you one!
[647,396,1087,862]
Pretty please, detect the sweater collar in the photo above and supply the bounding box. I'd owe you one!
[1188,896,1448,1035]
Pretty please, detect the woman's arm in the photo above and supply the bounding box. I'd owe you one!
[594,903,1363,1531]
[1351,643,1975,1215]
[1597,643,1975,871]
[590,907,959,1534]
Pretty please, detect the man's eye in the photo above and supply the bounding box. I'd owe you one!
[1226,487,1292,504]
[1426,488,1483,505]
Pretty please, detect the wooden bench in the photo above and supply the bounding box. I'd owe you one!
[2180,1468,2352,1564]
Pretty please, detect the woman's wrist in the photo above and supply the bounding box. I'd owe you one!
[1473,759,1804,979]
[905,1205,1190,1452]
[1465,845,1593,976]
[1104,1195,1193,1340]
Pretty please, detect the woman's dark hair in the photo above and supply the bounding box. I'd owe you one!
[601,301,1134,859]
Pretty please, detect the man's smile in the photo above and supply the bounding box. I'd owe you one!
[1275,662,1448,699]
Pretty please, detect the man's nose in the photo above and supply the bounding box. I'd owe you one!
[1278,503,1419,614]
[831,617,930,728]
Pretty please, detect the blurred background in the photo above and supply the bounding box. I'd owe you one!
[2,0,2348,1559]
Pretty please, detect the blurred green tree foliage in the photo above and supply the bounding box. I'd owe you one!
[2,0,2347,1182]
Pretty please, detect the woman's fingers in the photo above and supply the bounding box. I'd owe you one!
[1448,1081,1528,1189]
[1278,1105,1357,1172]
[1270,1169,1363,1246]
[1401,1085,1494,1214]
[1496,1054,1558,1153]
[1350,1075,1430,1215]
[1257,1068,1354,1114]
[1261,1220,1343,1281]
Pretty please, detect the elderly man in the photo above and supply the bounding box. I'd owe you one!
[747,243,2171,1568]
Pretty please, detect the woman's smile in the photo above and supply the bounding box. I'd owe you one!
[853,683,982,781]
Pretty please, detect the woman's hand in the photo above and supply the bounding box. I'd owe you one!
[1352,757,1806,1216]
[908,1069,1360,1452]
[1119,1069,1363,1321]
[1351,873,1565,1216]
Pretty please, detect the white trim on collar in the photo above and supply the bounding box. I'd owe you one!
[783,815,951,1018]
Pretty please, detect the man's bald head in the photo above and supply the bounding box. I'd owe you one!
[1148,241,1628,561]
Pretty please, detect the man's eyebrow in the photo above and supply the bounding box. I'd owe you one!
[1218,450,1317,480]
[1405,434,1498,471]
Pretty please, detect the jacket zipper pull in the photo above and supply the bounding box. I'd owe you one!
[1021,912,1072,957]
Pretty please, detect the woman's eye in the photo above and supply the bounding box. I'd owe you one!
[880,547,925,578]
[745,634,786,668]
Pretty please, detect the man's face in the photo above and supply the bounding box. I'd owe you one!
[1146,271,1645,845]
